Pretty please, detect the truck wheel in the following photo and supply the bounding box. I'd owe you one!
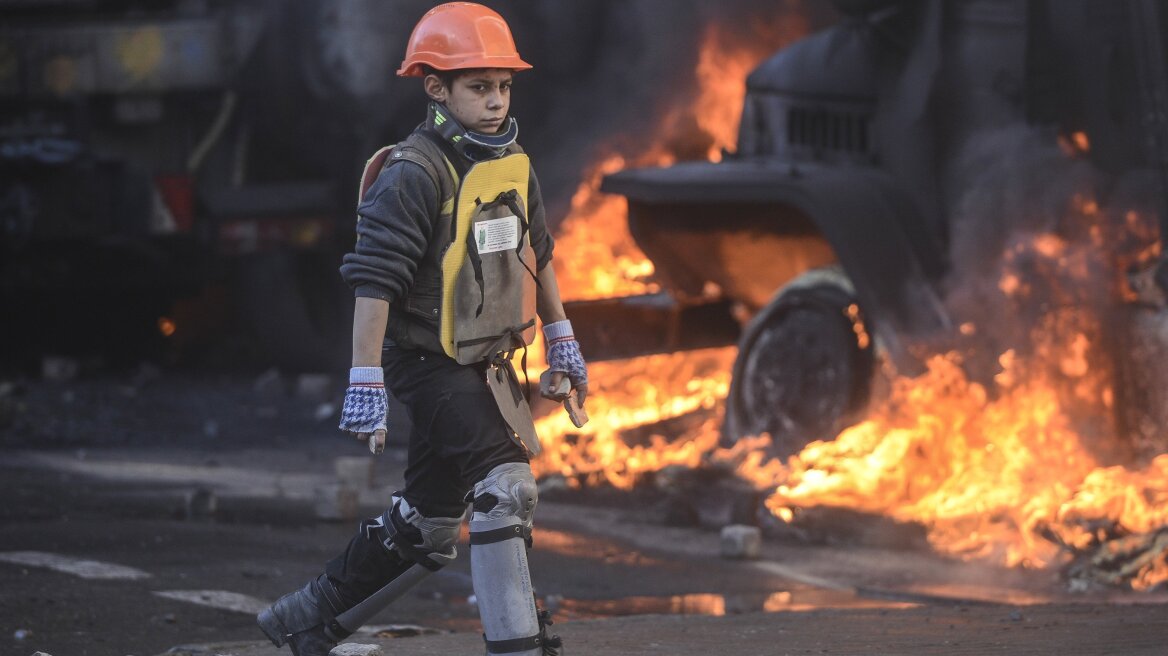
[723,267,875,459]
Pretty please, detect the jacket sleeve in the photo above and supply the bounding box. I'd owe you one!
[339,161,439,303]
[527,166,555,270]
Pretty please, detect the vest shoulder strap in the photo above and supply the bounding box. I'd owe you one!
[357,131,459,212]
[357,144,396,208]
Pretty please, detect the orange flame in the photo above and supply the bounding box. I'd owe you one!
[534,18,809,486]
[533,348,735,489]
[1058,131,1092,157]
[550,156,660,300]
[758,346,1168,586]
[754,203,1168,586]
[552,18,807,302]
[762,351,1100,569]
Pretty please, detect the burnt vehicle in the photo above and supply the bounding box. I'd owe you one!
[602,0,1168,457]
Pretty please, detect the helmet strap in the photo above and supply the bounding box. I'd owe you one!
[428,102,518,161]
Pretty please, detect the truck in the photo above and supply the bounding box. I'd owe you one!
[0,0,413,369]
[602,0,1168,457]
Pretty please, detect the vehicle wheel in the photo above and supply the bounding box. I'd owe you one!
[723,267,875,459]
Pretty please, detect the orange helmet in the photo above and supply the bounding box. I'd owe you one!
[397,2,532,77]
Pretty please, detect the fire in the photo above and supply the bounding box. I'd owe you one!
[551,17,808,301]
[761,352,1100,569]
[759,347,1168,586]
[533,348,735,489]
[1058,130,1092,157]
[755,203,1168,587]
[534,5,1168,592]
[534,15,809,484]
[550,155,660,300]
[677,21,761,163]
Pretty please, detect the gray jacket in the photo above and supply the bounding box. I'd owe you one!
[339,128,554,349]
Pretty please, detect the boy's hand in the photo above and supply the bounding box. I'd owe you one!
[540,370,588,427]
[539,369,571,400]
[543,320,588,407]
[339,366,388,454]
[363,428,386,455]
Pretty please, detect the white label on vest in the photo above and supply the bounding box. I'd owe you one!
[473,215,519,255]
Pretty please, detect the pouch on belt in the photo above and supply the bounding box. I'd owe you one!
[484,357,541,456]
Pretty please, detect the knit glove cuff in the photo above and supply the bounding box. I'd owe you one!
[349,366,384,385]
[339,367,388,434]
[543,320,575,344]
[545,322,587,386]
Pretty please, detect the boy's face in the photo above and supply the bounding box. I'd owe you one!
[425,69,513,134]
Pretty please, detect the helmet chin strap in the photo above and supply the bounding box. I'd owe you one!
[428,102,518,161]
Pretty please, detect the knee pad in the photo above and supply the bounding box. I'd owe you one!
[367,495,463,570]
[470,461,538,529]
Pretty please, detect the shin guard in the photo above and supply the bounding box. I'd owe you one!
[469,462,544,655]
[331,548,455,636]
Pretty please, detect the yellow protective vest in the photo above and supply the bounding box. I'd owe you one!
[358,135,538,364]
[442,153,538,364]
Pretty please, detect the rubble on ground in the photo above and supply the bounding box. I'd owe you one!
[1063,527,1168,592]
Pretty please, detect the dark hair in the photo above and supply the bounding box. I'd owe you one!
[421,66,497,90]
[421,65,458,90]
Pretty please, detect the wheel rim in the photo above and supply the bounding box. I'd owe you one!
[733,288,871,458]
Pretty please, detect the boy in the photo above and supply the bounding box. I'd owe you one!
[256,3,586,655]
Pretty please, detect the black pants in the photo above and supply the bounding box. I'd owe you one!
[382,345,529,518]
[322,346,528,605]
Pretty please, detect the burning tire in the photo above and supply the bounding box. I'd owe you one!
[723,266,875,459]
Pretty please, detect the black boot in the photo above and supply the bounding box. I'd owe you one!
[257,577,342,656]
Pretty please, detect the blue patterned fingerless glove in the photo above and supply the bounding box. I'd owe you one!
[544,320,588,387]
[338,366,388,434]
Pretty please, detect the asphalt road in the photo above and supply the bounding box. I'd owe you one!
[0,447,886,656]
[3,370,1167,656]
